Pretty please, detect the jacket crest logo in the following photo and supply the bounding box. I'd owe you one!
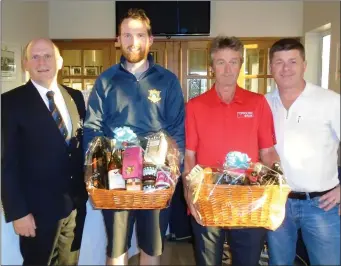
[148,89,161,103]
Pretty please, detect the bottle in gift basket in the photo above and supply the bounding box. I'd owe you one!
[155,167,171,189]
[252,162,268,176]
[245,171,261,186]
[92,157,100,188]
[272,162,283,175]
[144,132,168,165]
[142,163,157,191]
[108,149,126,190]
[92,148,109,189]
[122,146,143,191]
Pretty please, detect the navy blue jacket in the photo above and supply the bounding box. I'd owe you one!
[83,55,185,158]
[1,81,87,223]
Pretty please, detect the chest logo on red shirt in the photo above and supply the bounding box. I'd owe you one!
[148,89,161,103]
[237,112,254,118]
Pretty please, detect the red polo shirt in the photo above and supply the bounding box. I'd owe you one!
[185,85,276,167]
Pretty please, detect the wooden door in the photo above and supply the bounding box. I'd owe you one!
[238,41,273,95]
[180,40,213,102]
[54,40,113,91]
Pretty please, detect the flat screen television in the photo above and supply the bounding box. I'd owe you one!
[115,1,211,36]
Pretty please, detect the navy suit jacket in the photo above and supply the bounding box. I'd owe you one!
[1,80,88,223]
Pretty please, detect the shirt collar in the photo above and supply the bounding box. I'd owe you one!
[300,81,313,97]
[209,83,244,105]
[31,79,60,97]
[272,80,312,101]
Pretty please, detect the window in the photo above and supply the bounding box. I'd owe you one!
[321,34,331,89]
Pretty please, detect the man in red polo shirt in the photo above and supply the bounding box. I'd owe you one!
[183,36,280,266]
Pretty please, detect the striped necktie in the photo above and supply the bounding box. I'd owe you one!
[46,91,70,143]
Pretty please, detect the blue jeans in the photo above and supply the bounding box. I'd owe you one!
[191,216,267,266]
[267,197,340,266]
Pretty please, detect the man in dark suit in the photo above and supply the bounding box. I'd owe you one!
[1,38,88,265]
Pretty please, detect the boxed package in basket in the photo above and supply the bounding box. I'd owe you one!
[186,151,291,231]
[84,127,181,210]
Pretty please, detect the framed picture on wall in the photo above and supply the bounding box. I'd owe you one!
[1,42,20,81]
[71,66,81,76]
[62,66,70,76]
[84,66,98,76]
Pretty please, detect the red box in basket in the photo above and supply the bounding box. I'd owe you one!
[122,146,143,179]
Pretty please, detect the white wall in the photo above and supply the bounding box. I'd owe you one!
[1,0,49,93]
[211,1,303,37]
[303,1,340,93]
[49,1,115,39]
[49,1,303,39]
[304,32,323,86]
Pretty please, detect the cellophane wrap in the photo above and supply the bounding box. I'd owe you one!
[186,151,291,230]
[84,127,181,209]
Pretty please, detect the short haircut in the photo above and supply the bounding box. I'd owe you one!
[118,8,152,36]
[209,36,244,65]
[23,39,61,61]
[269,38,305,62]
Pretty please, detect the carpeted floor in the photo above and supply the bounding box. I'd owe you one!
[128,239,270,265]
[128,239,308,265]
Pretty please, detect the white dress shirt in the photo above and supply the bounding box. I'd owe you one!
[32,80,72,139]
[266,82,340,192]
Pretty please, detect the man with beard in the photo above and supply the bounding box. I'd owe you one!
[83,8,185,266]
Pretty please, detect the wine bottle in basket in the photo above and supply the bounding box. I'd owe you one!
[92,156,100,188]
[108,149,126,190]
[92,146,109,189]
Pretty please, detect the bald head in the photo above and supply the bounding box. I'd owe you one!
[23,38,63,89]
[24,38,61,61]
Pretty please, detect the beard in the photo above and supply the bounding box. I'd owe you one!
[121,45,149,63]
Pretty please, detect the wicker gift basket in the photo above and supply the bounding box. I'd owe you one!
[87,187,174,209]
[85,127,180,210]
[186,152,291,230]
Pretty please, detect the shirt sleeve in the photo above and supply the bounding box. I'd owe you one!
[1,94,29,222]
[83,78,106,154]
[329,91,340,141]
[258,96,277,149]
[185,100,199,152]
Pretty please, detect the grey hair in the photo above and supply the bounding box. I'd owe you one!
[209,36,244,65]
[23,38,61,61]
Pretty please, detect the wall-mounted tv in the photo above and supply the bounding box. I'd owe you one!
[115,1,211,36]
